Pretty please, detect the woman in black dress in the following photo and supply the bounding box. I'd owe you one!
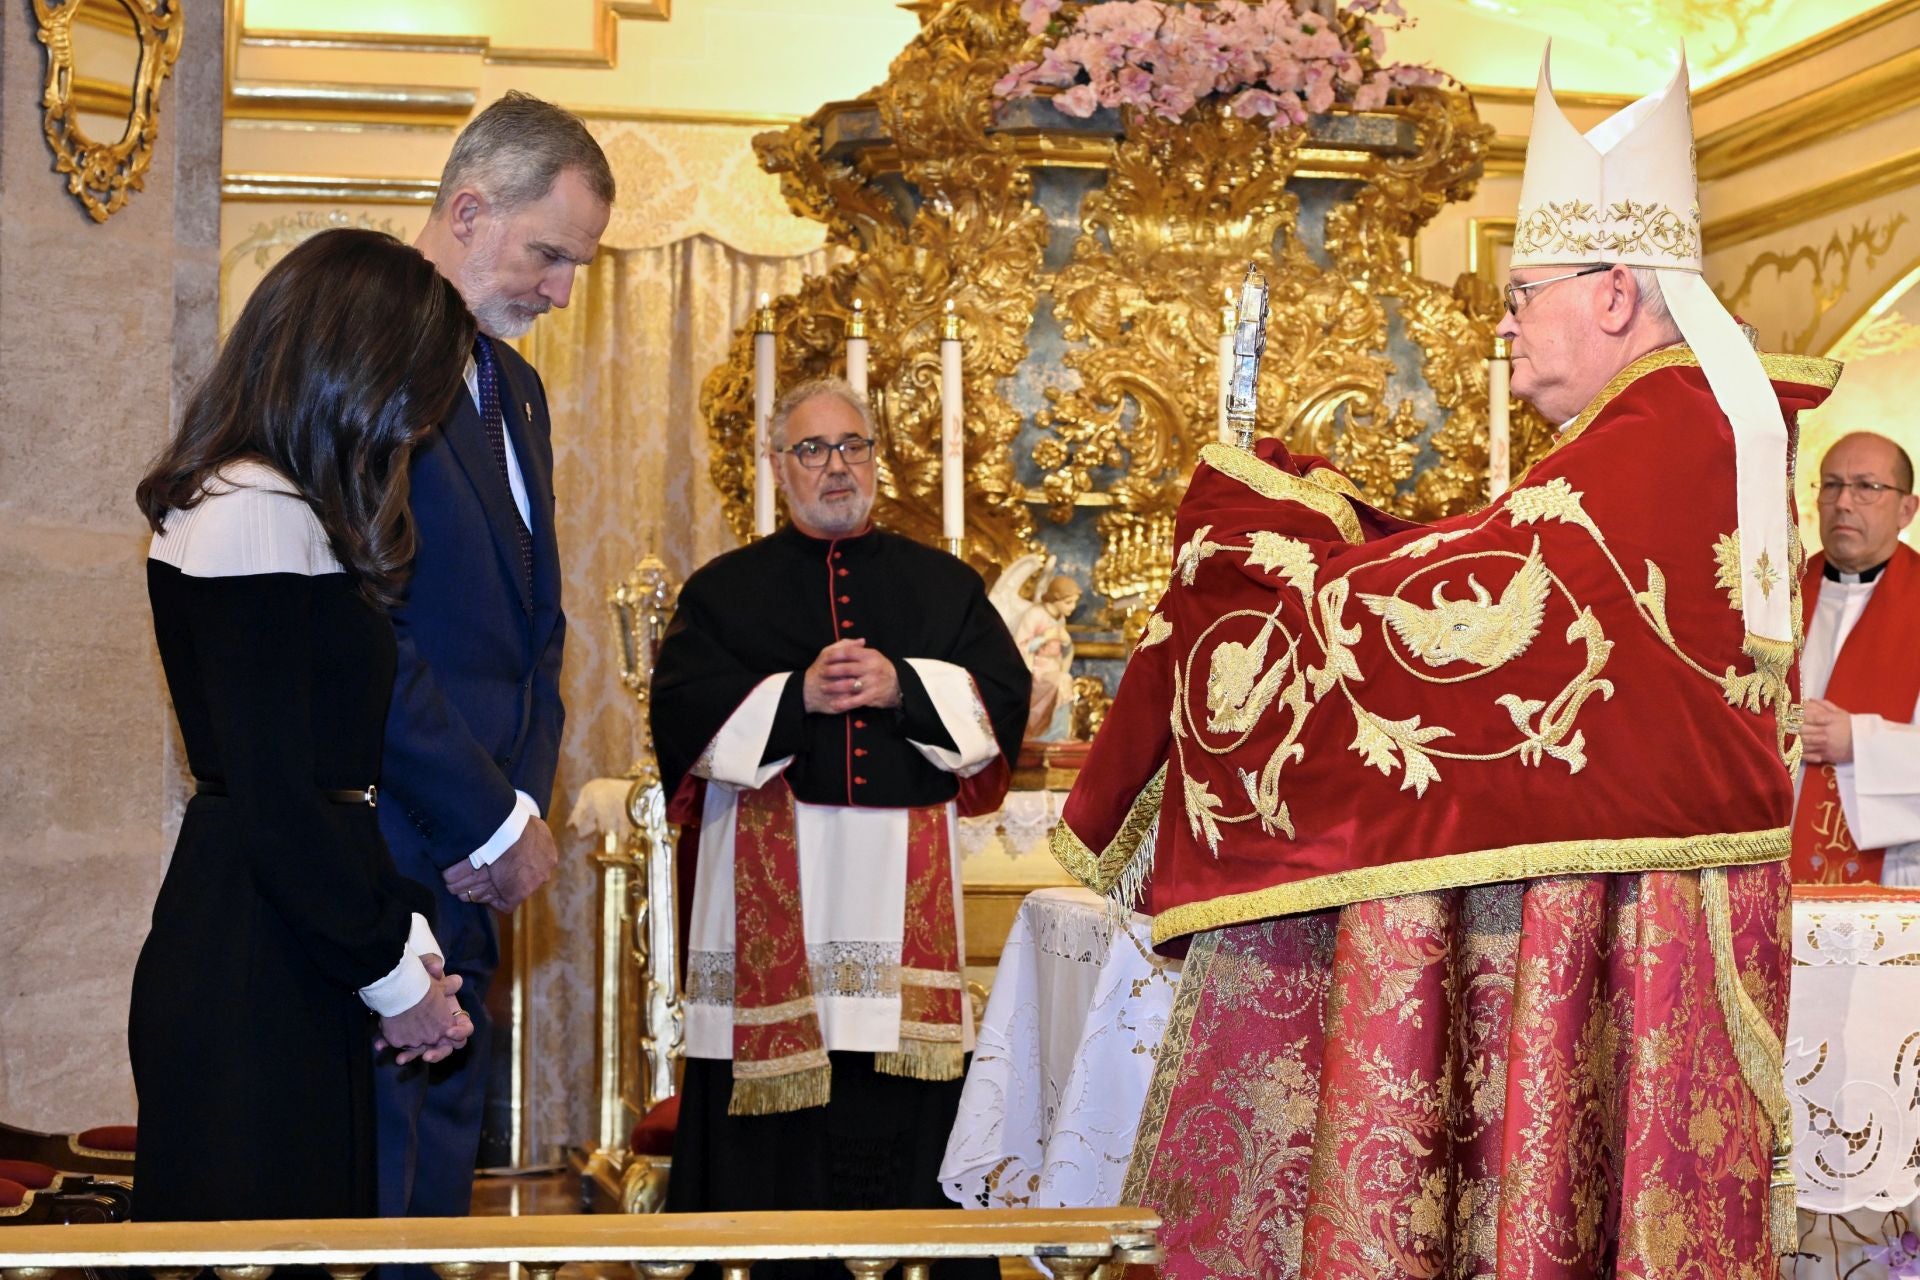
[131,228,478,1221]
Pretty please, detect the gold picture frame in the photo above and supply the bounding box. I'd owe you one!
[34,0,183,223]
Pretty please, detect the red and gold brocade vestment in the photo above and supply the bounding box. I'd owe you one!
[1053,348,1841,1279]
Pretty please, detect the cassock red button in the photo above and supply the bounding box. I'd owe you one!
[837,568,849,578]
[834,552,843,560]
[839,595,850,604]
[853,720,866,729]
[854,776,868,785]
[855,748,868,757]
[841,619,854,629]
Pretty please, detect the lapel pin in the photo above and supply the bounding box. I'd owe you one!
[523,402,533,421]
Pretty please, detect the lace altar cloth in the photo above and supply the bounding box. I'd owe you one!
[939,887,1180,1209]
[1788,884,1920,1216]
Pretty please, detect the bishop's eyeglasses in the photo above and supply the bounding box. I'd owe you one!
[777,436,876,469]
[1504,264,1610,316]
[1815,478,1910,506]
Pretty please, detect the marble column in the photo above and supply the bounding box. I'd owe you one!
[0,2,224,1129]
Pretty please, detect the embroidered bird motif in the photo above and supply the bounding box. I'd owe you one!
[1206,616,1290,734]
[1359,540,1552,670]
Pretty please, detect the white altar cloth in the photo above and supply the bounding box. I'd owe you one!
[1786,885,1920,1216]
[939,887,1180,1210]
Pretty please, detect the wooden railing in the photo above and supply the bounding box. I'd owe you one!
[0,1206,1161,1279]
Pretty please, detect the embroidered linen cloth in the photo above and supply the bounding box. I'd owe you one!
[1788,884,1920,1214]
[1054,349,1841,947]
[939,887,1180,1210]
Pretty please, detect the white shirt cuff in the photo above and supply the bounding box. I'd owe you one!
[469,791,540,868]
[356,912,445,1017]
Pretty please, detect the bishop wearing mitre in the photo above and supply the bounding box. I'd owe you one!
[1053,47,1839,1278]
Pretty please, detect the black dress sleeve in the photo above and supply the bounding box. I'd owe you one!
[186,573,417,994]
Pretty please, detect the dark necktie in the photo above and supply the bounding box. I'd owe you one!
[473,337,535,597]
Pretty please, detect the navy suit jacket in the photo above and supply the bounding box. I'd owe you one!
[378,337,566,974]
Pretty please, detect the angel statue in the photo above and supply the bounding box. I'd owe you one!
[988,554,1085,742]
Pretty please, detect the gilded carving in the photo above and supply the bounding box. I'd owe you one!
[705,0,1535,596]
[33,0,182,223]
[1717,215,1908,354]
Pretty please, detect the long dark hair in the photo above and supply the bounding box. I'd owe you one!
[137,228,476,606]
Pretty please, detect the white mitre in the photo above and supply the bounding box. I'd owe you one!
[1514,44,1795,649]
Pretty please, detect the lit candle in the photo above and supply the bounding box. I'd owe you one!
[753,293,776,537]
[1488,336,1511,501]
[940,300,964,549]
[846,299,869,403]
[1216,287,1235,445]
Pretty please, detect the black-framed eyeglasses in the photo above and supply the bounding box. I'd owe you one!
[1504,264,1610,316]
[777,436,876,469]
[1815,478,1911,506]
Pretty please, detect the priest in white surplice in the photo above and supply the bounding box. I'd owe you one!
[1790,430,1920,885]
[650,378,1027,1279]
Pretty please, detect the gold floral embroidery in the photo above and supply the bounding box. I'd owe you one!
[1135,612,1173,650]
[1752,546,1781,601]
[1514,198,1701,262]
[1714,531,1744,612]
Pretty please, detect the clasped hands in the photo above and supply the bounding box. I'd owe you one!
[376,955,469,1065]
[440,814,560,912]
[1800,697,1855,765]
[804,638,901,715]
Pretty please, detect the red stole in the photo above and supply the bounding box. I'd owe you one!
[1790,544,1920,883]
[726,779,965,1115]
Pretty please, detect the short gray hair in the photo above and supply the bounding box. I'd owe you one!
[432,91,615,216]
[769,377,875,442]
[1626,266,1672,327]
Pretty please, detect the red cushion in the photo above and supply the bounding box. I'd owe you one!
[74,1125,136,1154]
[628,1095,680,1157]
[0,1178,27,1210]
[0,1160,56,1191]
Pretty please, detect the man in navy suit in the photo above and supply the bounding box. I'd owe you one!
[377,91,613,1228]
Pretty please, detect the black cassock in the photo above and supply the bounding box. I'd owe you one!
[651,525,1028,1280]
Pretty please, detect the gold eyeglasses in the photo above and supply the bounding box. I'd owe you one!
[1504,264,1610,316]
[777,436,876,469]
[1815,478,1910,506]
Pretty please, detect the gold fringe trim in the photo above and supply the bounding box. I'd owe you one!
[1198,442,1365,544]
[1050,764,1166,902]
[1150,826,1789,945]
[728,1062,831,1116]
[1118,927,1219,1209]
[1700,865,1796,1256]
[876,1039,964,1082]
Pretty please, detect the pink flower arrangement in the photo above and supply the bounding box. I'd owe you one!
[996,0,1440,128]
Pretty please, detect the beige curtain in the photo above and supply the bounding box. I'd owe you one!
[516,235,835,1152]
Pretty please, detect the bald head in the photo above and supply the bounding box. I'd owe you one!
[1816,431,1918,573]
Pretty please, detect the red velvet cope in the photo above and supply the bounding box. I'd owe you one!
[1061,359,1832,942]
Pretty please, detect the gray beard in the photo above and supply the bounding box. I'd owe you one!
[789,490,873,537]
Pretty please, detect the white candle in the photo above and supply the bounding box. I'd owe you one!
[1488,336,1511,500]
[753,293,776,537]
[940,300,964,544]
[1216,288,1235,445]
[846,299,869,402]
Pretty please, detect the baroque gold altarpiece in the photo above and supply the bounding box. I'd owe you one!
[701,0,1552,630]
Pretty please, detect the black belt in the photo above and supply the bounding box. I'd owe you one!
[194,780,378,807]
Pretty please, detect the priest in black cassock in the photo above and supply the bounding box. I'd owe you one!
[653,377,1028,1276]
